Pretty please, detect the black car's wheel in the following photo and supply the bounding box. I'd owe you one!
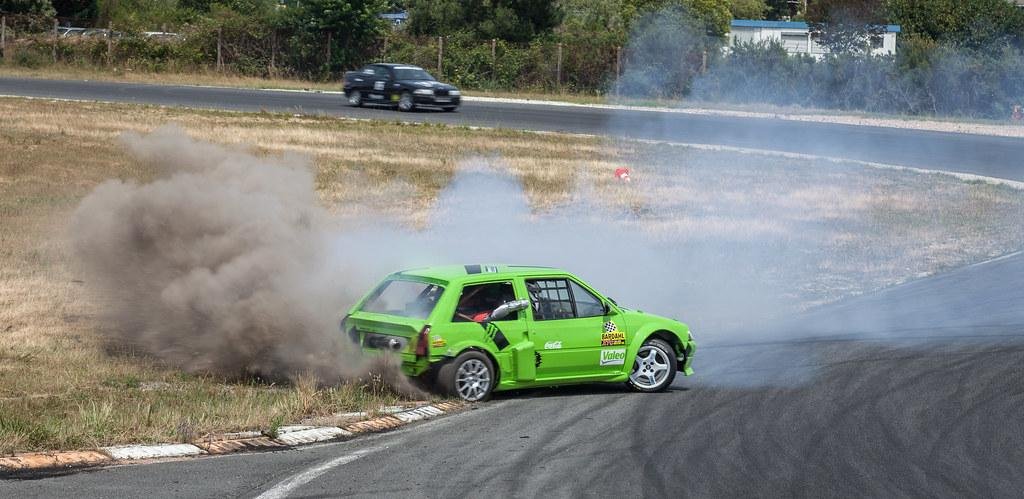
[398,92,415,112]
[439,350,494,402]
[627,338,677,393]
[347,90,363,107]
[442,106,458,112]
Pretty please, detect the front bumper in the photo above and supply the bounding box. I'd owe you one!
[413,95,461,107]
[678,341,696,376]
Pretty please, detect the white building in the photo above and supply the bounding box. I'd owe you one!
[728,20,901,57]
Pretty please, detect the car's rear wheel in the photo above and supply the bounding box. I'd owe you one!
[628,338,676,392]
[347,90,363,107]
[398,92,415,112]
[439,351,494,402]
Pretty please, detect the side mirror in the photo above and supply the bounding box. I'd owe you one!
[487,299,530,322]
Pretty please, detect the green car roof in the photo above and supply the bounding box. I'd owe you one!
[394,264,559,284]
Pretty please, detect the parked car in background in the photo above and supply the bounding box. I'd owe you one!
[343,63,461,112]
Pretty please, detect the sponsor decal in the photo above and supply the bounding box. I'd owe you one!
[544,341,562,350]
[601,321,626,346]
[600,348,626,366]
[535,351,542,367]
[373,81,385,91]
[431,335,447,348]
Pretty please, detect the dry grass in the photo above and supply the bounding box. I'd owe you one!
[1,96,1023,454]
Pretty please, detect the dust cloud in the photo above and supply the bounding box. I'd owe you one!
[71,125,416,392]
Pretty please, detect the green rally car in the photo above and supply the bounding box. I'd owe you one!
[342,265,696,401]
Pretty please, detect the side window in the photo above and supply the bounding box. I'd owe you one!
[452,282,518,323]
[362,67,375,75]
[526,279,575,321]
[570,281,605,318]
[374,66,391,79]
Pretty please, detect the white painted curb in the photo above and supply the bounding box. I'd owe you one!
[102,443,205,460]
[274,427,354,446]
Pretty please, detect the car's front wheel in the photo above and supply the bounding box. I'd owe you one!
[439,351,494,402]
[398,92,415,112]
[347,90,363,107]
[628,338,677,392]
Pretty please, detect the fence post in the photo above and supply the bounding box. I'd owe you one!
[269,29,276,76]
[1,17,6,61]
[701,50,707,73]
[614,46,622,97]
[490,38,497,83]
[437,36,443,76]
[556,42,563,89]
[52,18,58,63]
[106,23,113,67]
[216,27,223,72]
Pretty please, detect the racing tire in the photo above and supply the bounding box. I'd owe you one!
[627,338,677,393]
[398,92,415,112]
[347,90,363,107]
[439,350,495,402]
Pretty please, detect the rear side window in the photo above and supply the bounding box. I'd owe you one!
[526,278,606,321]
[360,280,444,319]
[453,282,519,323]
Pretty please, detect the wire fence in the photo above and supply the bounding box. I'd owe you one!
[0,13,625,93]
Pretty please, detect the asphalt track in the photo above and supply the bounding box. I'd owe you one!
[1,76,1024,181]
[1,77,1023,497]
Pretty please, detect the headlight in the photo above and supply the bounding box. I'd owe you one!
[413,89,434,96]
[449,90,461,96]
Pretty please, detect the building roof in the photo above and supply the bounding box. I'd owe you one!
[731,19,901,33]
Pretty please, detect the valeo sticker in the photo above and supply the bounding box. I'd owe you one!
[599,348,626,366]
[601,321,626,346]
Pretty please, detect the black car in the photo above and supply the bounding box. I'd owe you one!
[343,63,461,112]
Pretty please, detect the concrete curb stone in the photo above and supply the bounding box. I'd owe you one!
[0,402,463,474]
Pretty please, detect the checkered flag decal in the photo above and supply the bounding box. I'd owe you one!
[604,321,618,333]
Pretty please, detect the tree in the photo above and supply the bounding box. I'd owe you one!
[684,0,731,37]
[557,0,633,45]
[618,3,719,97]
[763,0,797,20]
[0,0,56,16]
[279,0,387,76]
[805,0,887,54]
[727,0,768,20]
[52,0,97,20]
[408,0,562,43]
[887,0,1024,49]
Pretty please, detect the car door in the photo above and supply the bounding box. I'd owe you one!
[365,65,389,102]
[350,66,375,92]
[525,276,624,380]
[444,280,531,374]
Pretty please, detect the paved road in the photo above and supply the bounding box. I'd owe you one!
[3,252,1022,498]
[2,77,1022,497]
[1,77,1024,181]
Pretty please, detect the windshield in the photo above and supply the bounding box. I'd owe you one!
[393,67,436,81]
[360,279,444,319]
